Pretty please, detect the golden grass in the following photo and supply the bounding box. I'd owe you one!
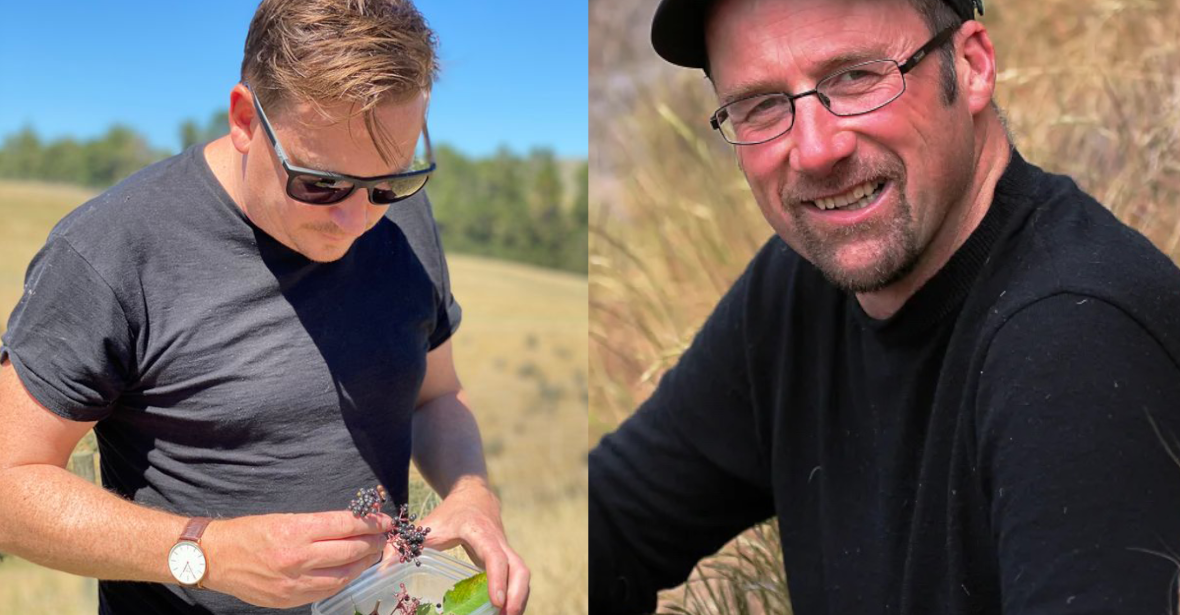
[0,181,97,334]
[447,254,589,615]
[0,556,98,614]
[0,181,588,614]
[589,0,1180,613]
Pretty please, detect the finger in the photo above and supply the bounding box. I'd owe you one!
[479,548,510,610]
[376,541,399,570]
[304,510,392,540]
[306,533,388,569]
[504,552,531,615]
[303,550,383,600]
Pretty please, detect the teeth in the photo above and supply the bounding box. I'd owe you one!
[811,181,883,211]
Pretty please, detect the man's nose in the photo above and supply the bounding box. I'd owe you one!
[786,96,856,176]
[328,191,371,236]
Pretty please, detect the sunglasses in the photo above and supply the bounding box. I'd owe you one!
[247,84,436,206]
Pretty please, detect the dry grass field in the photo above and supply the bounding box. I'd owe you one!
[0,180,588,614]
[590,0,1180,612]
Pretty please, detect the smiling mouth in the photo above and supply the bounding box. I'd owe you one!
[805,179,887,212]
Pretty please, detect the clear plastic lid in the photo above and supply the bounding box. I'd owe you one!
[311,548,497,615]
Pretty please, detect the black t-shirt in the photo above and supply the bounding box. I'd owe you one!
[590,150,1180,614]
[1,144,462,614]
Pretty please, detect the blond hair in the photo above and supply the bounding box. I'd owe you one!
[241,0,438,163]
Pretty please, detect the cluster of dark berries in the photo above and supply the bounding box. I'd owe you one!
[348,485,387,518]
[345,485,431,567]
[390,503,430,567]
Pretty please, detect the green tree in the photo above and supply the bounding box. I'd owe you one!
[180,120,202,150]
[180,109,229,149]
[82,125,166,186]
[0,126,44,179]
[41,138,88,184]
[528,148,567,263]
[564,162,589,273]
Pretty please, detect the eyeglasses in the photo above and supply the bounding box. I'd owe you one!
[709,25,960,145]
[246,84,436,205]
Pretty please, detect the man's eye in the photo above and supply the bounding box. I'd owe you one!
[750,98,783,114]
[837,70,873,83]
[737,96,789,122]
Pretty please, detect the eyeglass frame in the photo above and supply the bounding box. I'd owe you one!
[244,83,437,205]
[708,24,961,145]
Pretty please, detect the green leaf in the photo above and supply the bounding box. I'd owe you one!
[441,572,489,615]
[416,604,437,615]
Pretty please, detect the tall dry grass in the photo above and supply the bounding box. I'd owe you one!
[589,0,1180,612]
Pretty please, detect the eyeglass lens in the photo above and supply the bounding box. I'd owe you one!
[370,175,430,204]
[719,60,905,144]
[287,175,355,205]
[287,173,431,205]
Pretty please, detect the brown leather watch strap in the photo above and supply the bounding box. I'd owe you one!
[179,516,212,544]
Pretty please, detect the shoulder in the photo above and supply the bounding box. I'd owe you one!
[46,149,198,259]
[382,190,442,253]
[974,161,1180,363]
[380,191,449,286]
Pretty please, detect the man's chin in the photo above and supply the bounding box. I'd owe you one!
[295,241,354,263]
[808,240,918,294]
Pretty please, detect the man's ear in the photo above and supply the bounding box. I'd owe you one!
[228,83,256,154]
[957,21,998,116]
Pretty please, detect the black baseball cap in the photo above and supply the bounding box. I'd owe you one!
[651,0,984,68]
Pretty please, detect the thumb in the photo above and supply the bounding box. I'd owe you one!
[417,512,486,567]
[419,511,460,551]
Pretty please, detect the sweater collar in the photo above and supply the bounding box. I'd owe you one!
[851,146,1038,340]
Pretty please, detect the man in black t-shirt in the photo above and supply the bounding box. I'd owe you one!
[590,0,1180,613]
[0,2,528,614]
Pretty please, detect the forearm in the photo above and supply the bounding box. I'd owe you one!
[0,463,187,582]
[410,389,490,498]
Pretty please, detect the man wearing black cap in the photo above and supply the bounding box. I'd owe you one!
[589,0,1180,613]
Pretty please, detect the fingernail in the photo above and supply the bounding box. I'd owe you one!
[497,589,506,605]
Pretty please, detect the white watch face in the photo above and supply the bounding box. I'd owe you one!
[168,541,207,586]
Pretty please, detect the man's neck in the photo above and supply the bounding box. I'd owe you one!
[855,111,1012,320]
[202,137,247,215]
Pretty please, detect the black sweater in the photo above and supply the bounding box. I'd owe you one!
[589,150,1180,614]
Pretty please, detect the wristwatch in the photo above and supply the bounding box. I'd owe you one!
[168,517,211,588]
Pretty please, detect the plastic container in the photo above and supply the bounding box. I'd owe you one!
[312,548,497,615]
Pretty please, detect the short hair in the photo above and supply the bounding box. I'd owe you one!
[241,0,439,163]
[905,0,963,104]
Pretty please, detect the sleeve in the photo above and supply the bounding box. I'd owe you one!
[0,236,135,421]
[384,190,462,349]
[589,263,776,614]
[976,293,1180,614]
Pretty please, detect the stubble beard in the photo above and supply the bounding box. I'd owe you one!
[783,166,922,294]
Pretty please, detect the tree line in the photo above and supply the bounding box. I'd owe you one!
[0,116,588,275]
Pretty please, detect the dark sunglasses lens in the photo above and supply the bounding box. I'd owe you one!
[370,175,430,205]
[288,175,354,205]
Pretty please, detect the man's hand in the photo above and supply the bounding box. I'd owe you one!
[410,481,530,615]
[201,510,392,608]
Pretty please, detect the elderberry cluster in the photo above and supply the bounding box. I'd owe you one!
[390,503,430,567]
[345,485,431,567]
[348,485,387,518]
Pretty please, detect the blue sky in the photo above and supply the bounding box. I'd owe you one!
[0,2,587,159]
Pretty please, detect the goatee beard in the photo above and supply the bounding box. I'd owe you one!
[788,181,921,294]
